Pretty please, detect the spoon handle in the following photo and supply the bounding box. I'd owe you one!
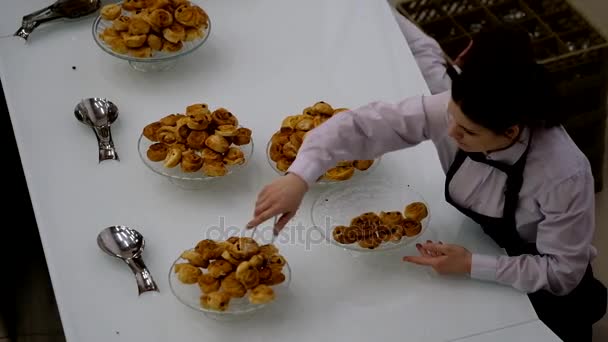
[124,256,159,295]
[92,125,119,162]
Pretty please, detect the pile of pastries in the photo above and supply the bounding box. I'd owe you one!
[98,0,209,58]
[268,101,375,181]
[142,103,252,177]
[332,202,428,249]
[174,237,288,311]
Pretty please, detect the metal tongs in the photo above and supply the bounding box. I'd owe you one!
[249,216,279,245]
[14,0,100,41]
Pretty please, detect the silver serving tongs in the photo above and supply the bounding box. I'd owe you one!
[249,216,279,245]
[14,0,100,41]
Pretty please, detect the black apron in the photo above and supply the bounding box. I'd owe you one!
[444,138,607,342]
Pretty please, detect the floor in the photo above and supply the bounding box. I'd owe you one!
[1,1,607,341]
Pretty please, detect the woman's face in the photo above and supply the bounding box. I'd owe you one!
[447,100,518,153]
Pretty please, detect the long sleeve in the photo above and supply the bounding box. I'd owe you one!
[471,169,596,295]
[390,7,452,94]
[287,91,451,186]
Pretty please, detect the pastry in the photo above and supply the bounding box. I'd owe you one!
[101,4,122,20]
[147,8,173,28]
[197,273,220,294]
[143,121,162,141]
[259,244,279,257]
[258,267,272,282]
[354,160,374,171]
[229,237,260,260]
[186,113,210,130]
[268,254,286,269]
[157,126,178,145]
[387,223,405,241]
[170,0,189,6]
[221,250,241,265]
[233,128,252,145]
[129,18,151,35]
[180,150,203,172]
[215,125,238,137]
[313,101,334,115]
[175,118,191,142]
[223,147,245,166]
[109,37,129,54]
[193,6,209,29]
[295,115,314,131]
[220,273,247,298]
[186,103,210,116]
[163,23,186,43]
[200,291,231,311]
[131,8,150,21]
[146,34,163,50]
[123,33,147,48]
[271,131,290,145]
[146,142,169,161]
[128,46,152,58]
[376,225,392,242]
[186,130,208,149]
[324,166,355,181]
[160,113,182,126]
[269,143,283,162]
[181,250,209,268]
[236,261,260,289]
[162,39,183,52]
[212,108,238,126]
[276,158,292,172]
[100,27,121,45]
[249,254,266,268]
[207,260,233,278]
[113,16,131,31]
[174,263,201,284]
[264,268,286,286]
[163,146,182,168]
[333,108,349,115]
[174,4,207,28]
[282,142,298,160]
[185,27,202,41]
[402,218,422,237]
[195,239,222,259]
[380,211,404,226]
[248,284,275,304]
[336,160,353,167]
[202,161,228,177]
[145,0,170,10]
[332,225,359,244]
[357,234,383,249]
[201,147,222,161]
[205,134,229,153]
[313,115,329,128]
[405,202,428,222]
[122,0,146,11]
[226,236,240,244]
[289,131,305,148]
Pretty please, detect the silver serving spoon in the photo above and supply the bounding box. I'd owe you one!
[14,0,100,41]
[97,225,159,295]
[74,98,119,162]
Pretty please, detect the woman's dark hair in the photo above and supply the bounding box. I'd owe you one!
[450,24,561,134]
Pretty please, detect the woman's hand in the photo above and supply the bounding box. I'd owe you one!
[403,240,472,275]
[247,173,309,233]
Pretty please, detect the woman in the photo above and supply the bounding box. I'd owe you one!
[247,25,607,341]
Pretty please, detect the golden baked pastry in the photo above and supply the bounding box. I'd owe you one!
[271,131,290,145]
[186,130,208,149]
[163,23,185,43]
[324,166,355,181]
[146,34,163,50]
[129,18,151,35]
[186,103,210,117]
[101,4,122,20]
[358,235,383,249]
[198,273,220,294]
[248,285,275,304]
[157,126,178,145]
[146,142,168,161]
[387,223,405,241]
[174,263,201,284]
[202,161,228,177]
[180,150,203,172]
[201,291,231,311]
[143,121,162,141]
[123,32,147,48]
[258,267,272,282]
[174,4,207,28]
[128,46,152,58]
[161,39,183,52]
[201,147,222,161]
[181,250,209,268]
[205,134,229,153]
[249,254,266,268]
[404,202,428,222]
[276,158,293,172]
[186,112,210,130]
[282,142,298,160]
[100,27,121,45]
[221,250,241,265]
[220,272,247,298]
[224,147,245,166]
[212,108,238,126]
[233,128,252,145]
[380,211,404,226]
[145,0,170,10]
[354,160,374,171]
[174,118,191,142]
[195,239,222,259]
[268,255,286,269]
[312,101,334,115]
[185,27,202,41]
[403,218,422,237]
[215,125,238,137]
[313,115,329,128]
[163,146,182,168]
[332,225,359,244]
[236,261,260,289]
[269,143,283,162]
[113,16,131,31]
[228,237,260,260]
[295,115,314,131]
[160,114,182,126]
[259,244,279,257]
[109,37,129,54]
[376,225,392,242]
[170,0,189,7]
[147,8,173,28]
[123,0,146,11]
[264,269,286,286]
[208,260,233,278]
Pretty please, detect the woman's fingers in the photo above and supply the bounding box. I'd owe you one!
[254,197,273,217]
[247,206,279,228]
[274,211,295,234]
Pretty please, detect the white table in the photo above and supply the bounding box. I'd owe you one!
[450,320,562,342]
[0,0,547,341]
